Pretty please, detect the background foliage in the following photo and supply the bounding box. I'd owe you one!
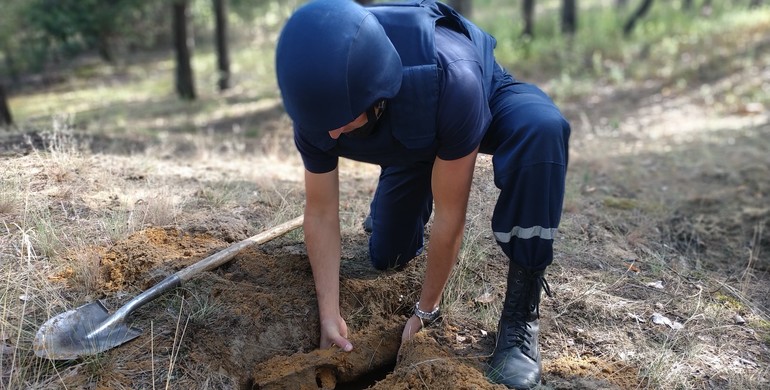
[1,0,768,121]
[0,0,766,82]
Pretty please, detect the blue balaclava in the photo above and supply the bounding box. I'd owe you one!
[275,0,403,135]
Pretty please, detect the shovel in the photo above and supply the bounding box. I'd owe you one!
[33,215,304,360]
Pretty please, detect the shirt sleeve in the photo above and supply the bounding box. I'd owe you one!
[293,124,339,173]
[435,58,492,161]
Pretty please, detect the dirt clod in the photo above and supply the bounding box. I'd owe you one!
[248,317,402,389]
[99,227,225,291]
[373,331,504,390]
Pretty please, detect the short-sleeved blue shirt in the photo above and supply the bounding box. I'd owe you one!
[294,26,492,173]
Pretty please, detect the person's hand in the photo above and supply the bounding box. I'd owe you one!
[320,316,353,352]
[399,315,423,353]
[401,314,423,343]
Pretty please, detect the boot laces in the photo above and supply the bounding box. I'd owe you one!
[502,274,552,352]
[502,316,533,351]
[535,275,552,317]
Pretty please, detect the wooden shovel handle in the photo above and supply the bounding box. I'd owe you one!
[175,215,304,282]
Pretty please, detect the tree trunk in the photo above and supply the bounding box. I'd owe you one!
[682,0,693,10]
[3,51,20,85]
[561,0,577,35]
[701,0,713,15]
[623,0,654,37]
[0,84,13,127]
[213,0,230,91]
[449,0,472,17]
[96,32,115,63]
[749,0,762,8]
[616,0,629,8]
[522,0,536,38]
[173,0,196,100]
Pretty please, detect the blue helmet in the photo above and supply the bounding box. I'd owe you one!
[275,0,402,135]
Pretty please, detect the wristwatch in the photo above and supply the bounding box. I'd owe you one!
[414,301,441,325]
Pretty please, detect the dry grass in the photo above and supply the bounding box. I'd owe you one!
[1,217,69,389]
[1,4,769,388]
[2,114,768,389]
[0,118,310,388]
[0,177,21,216]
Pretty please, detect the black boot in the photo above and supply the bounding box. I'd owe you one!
[486,262,551,389]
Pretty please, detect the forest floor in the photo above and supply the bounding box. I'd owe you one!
[1,18,770,390]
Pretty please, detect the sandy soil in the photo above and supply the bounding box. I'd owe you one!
[58,222,645,389]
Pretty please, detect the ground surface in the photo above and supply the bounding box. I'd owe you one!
[1,26,769,390]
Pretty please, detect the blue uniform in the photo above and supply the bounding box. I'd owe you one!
[294,2,570,271]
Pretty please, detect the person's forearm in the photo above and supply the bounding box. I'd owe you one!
[304,210,342,320]
[419,150,478,313]
[418,213,465,311]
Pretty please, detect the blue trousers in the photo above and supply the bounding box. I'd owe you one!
[368,68,570,271]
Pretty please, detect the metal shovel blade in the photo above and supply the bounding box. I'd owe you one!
[33,301,141,360]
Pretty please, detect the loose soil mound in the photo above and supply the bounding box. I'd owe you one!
[60,224,645,389]
[371,331,505,390]
[99,227,226,291]
[545,356,641,390]
[248,316,402,389]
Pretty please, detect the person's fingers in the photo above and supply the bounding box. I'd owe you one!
[319,317,351,350]
[398,315,422,363]
[329,334,353,352]
[401,315,423,342]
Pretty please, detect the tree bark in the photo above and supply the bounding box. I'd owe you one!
[448,0,472,17]
[213,0,230,91]
[3,50,19,85]
[0,84,13,127]
[701,0,713,15]
[522,0,536,38]
[173,0,196,100]
[623,0,654,37]
[561,0,577,35]
[97,33,114,63]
